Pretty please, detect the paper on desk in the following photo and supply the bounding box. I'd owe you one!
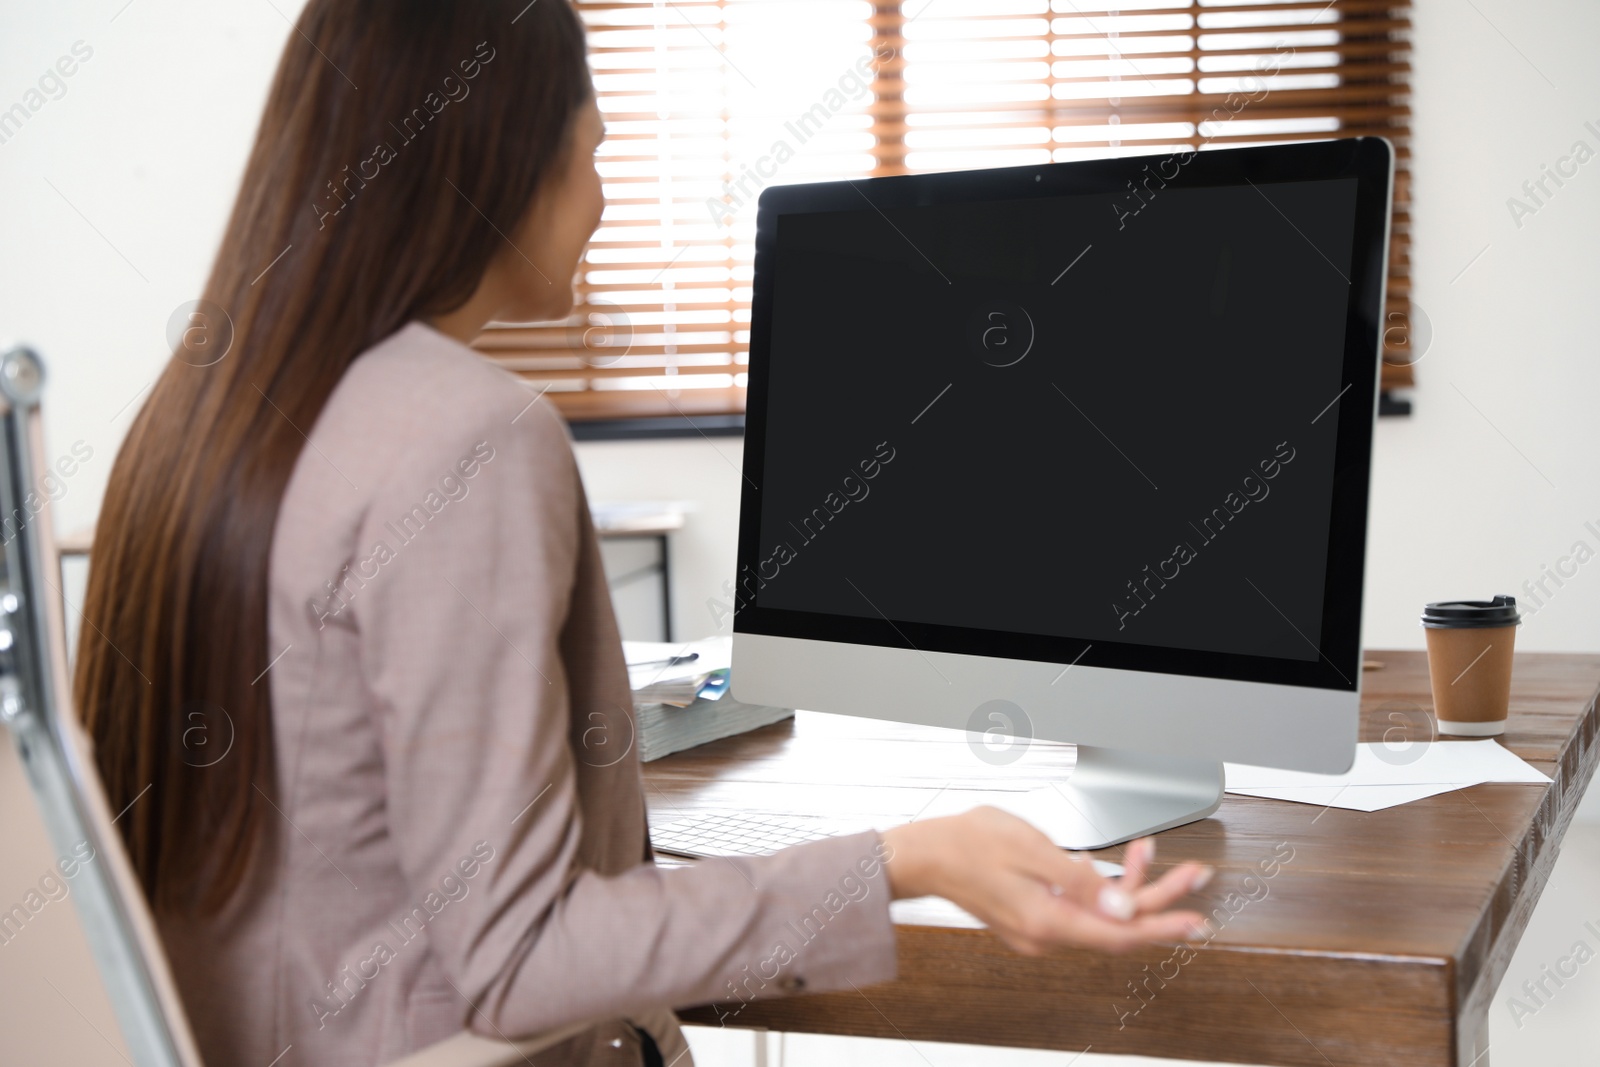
[1223,782,1468,812]
[1223,740,1550,811]
[624,636,733,705]
[623,635,732,677]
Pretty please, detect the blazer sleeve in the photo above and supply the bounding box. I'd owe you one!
[350,399,899,1038]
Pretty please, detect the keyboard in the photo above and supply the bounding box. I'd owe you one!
[650,811,851,859]
[651,810,1127,879]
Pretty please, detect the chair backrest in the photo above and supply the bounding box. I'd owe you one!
[0,345,206,1067]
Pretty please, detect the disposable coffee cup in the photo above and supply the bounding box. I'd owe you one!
[1421,595,1520,737]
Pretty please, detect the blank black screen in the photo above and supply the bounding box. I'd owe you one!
[752,177,1359,664]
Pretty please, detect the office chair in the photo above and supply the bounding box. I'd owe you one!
[0,344,595,1067]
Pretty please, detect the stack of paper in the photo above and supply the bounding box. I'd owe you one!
[635,698,794,762]
[624,636,794,762]
[625,637,730,707]
[629,670,725,708]
[1223,740,1551,812]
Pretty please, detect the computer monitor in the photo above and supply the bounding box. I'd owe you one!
[732,138,1393,847]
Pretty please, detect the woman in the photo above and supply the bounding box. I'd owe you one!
[75,2,1214,1064]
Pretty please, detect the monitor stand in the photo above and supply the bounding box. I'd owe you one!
[1009,744,1226,850]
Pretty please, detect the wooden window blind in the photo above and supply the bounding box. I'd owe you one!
[475,0,1413,421]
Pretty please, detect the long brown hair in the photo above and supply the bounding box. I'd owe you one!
[75,0,592,914]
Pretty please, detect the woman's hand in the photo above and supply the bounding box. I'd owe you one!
[879,806,1213,956]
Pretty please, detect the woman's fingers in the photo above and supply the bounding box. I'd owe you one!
[1024,840,1124,917]
[1016,830,1212,924]
[1131,862,1214,916]
[1121,836,1154,888]
[982,809,1116,911]
[1088,908,1210,953]
[936,808,1220,956]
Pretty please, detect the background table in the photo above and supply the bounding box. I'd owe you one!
[590,503,683,642]
[644,650,1600,1066]
[61,504,687,644]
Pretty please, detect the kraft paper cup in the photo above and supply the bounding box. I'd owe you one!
[1421,595,1520,737]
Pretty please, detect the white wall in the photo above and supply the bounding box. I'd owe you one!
[3,0,1597,655]
[1364,0,1600,652]
[1,1,290,539]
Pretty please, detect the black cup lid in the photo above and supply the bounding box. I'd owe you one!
[1421,595,1521,629]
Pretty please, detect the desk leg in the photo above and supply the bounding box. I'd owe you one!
[658,532,673,642]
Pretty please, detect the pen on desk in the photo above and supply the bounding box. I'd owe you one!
[627,653,700,668]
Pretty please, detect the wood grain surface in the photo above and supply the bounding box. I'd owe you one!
[650,651,1600,1066]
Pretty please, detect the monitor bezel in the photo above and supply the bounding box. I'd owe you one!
[735,137,1393,693]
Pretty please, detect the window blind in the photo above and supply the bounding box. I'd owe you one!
[475,0,1413,420]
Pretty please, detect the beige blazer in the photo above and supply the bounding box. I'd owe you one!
[156,321,899,1066]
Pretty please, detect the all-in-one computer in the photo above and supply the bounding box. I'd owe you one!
[731,138,1394,848]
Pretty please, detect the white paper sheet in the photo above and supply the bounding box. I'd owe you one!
[623,635,732,679]
[1224,782,1468,812]
[1222,740,1550,811]
[893,742,1550,829]
[623,636,733,705]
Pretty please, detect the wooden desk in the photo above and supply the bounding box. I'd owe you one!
[646,651,1600,1067]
